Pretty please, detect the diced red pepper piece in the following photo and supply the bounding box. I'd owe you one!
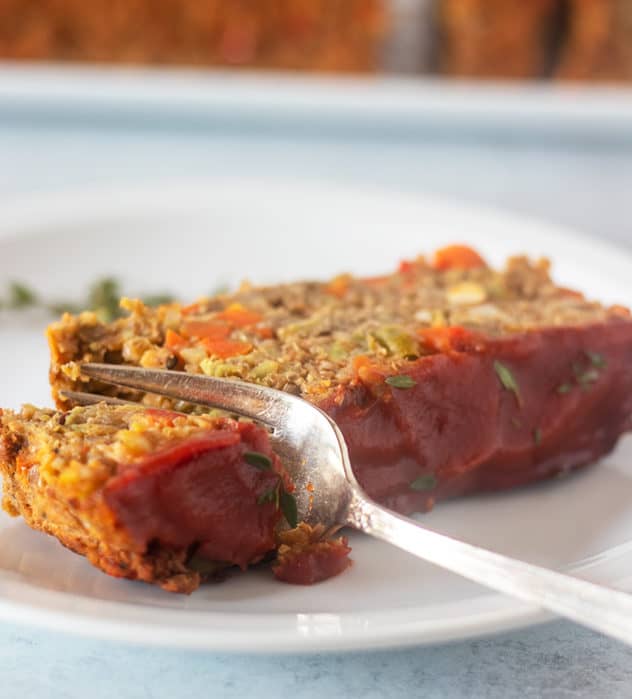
[418,326,485,353]
[398,259,417,275]
[433,245,486,270]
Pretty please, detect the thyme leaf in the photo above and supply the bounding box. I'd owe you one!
[1,277,177,320]
[410,474,438,491]
[586,351,606,368]
[244,451,273,470]
[577,369,600,386]
[494,360,521,405]
[88,278,121,322]
[279,490,298,528]
[142,293,175,308]
[385,375,416,389]
[8,282,38,309]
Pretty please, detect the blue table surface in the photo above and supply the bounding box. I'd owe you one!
[1,102,632,698]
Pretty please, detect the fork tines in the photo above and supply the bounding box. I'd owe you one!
[75,363,277,424]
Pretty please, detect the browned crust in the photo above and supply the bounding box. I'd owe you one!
[0,405,335,593]
[0,413,202,593]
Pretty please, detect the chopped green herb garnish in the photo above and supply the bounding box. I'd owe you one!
[577,369,600,386]
[142,293,175,307]
[2,278,178,319]
[586,351,606,368]
[257,486,278,505]
[533,428,542,446]
[88,277,121,322]
[494,361,521,405]
[561,353,607,394]
[279,489,298,528]
[410,474,438,491]
[8,282,38,309]
[244,451,273,470]
[385,375,416,389]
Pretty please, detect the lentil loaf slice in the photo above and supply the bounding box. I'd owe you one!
[48,246,632,515]
[555,0,632,82]
[437,0,560,79]
[0,0,386,73]
[0,403,350,592]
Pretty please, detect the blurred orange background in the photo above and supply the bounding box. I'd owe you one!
[1,0,630,81]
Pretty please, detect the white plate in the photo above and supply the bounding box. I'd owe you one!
[2,63,632,139]
[0,178,631,653]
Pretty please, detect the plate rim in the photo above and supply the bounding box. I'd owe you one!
[2,63,632,139]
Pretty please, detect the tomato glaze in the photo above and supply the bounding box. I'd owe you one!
[273,537,352,585]
[321,322,632,515]
[104,420,284,569]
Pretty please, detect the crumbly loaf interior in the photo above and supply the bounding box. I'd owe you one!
[49,255,627,406]
[0,404,233,499]
[0,404,239,592]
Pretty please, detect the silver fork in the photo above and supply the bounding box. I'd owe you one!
[65,362,632,646]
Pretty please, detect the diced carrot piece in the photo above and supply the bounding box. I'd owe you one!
[216,304,263,327]
[181,320,232,341]
[165,329,188,352]
[201,338,253,359]
[432,245,486,271]
[352,355,384,385]
[326,275,351,298]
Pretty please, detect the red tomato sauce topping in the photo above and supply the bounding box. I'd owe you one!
[272,524,352,585]
[104,421,285,570]
[322,322,632,516]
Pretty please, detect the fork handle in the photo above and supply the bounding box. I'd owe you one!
[346,491,632,645]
